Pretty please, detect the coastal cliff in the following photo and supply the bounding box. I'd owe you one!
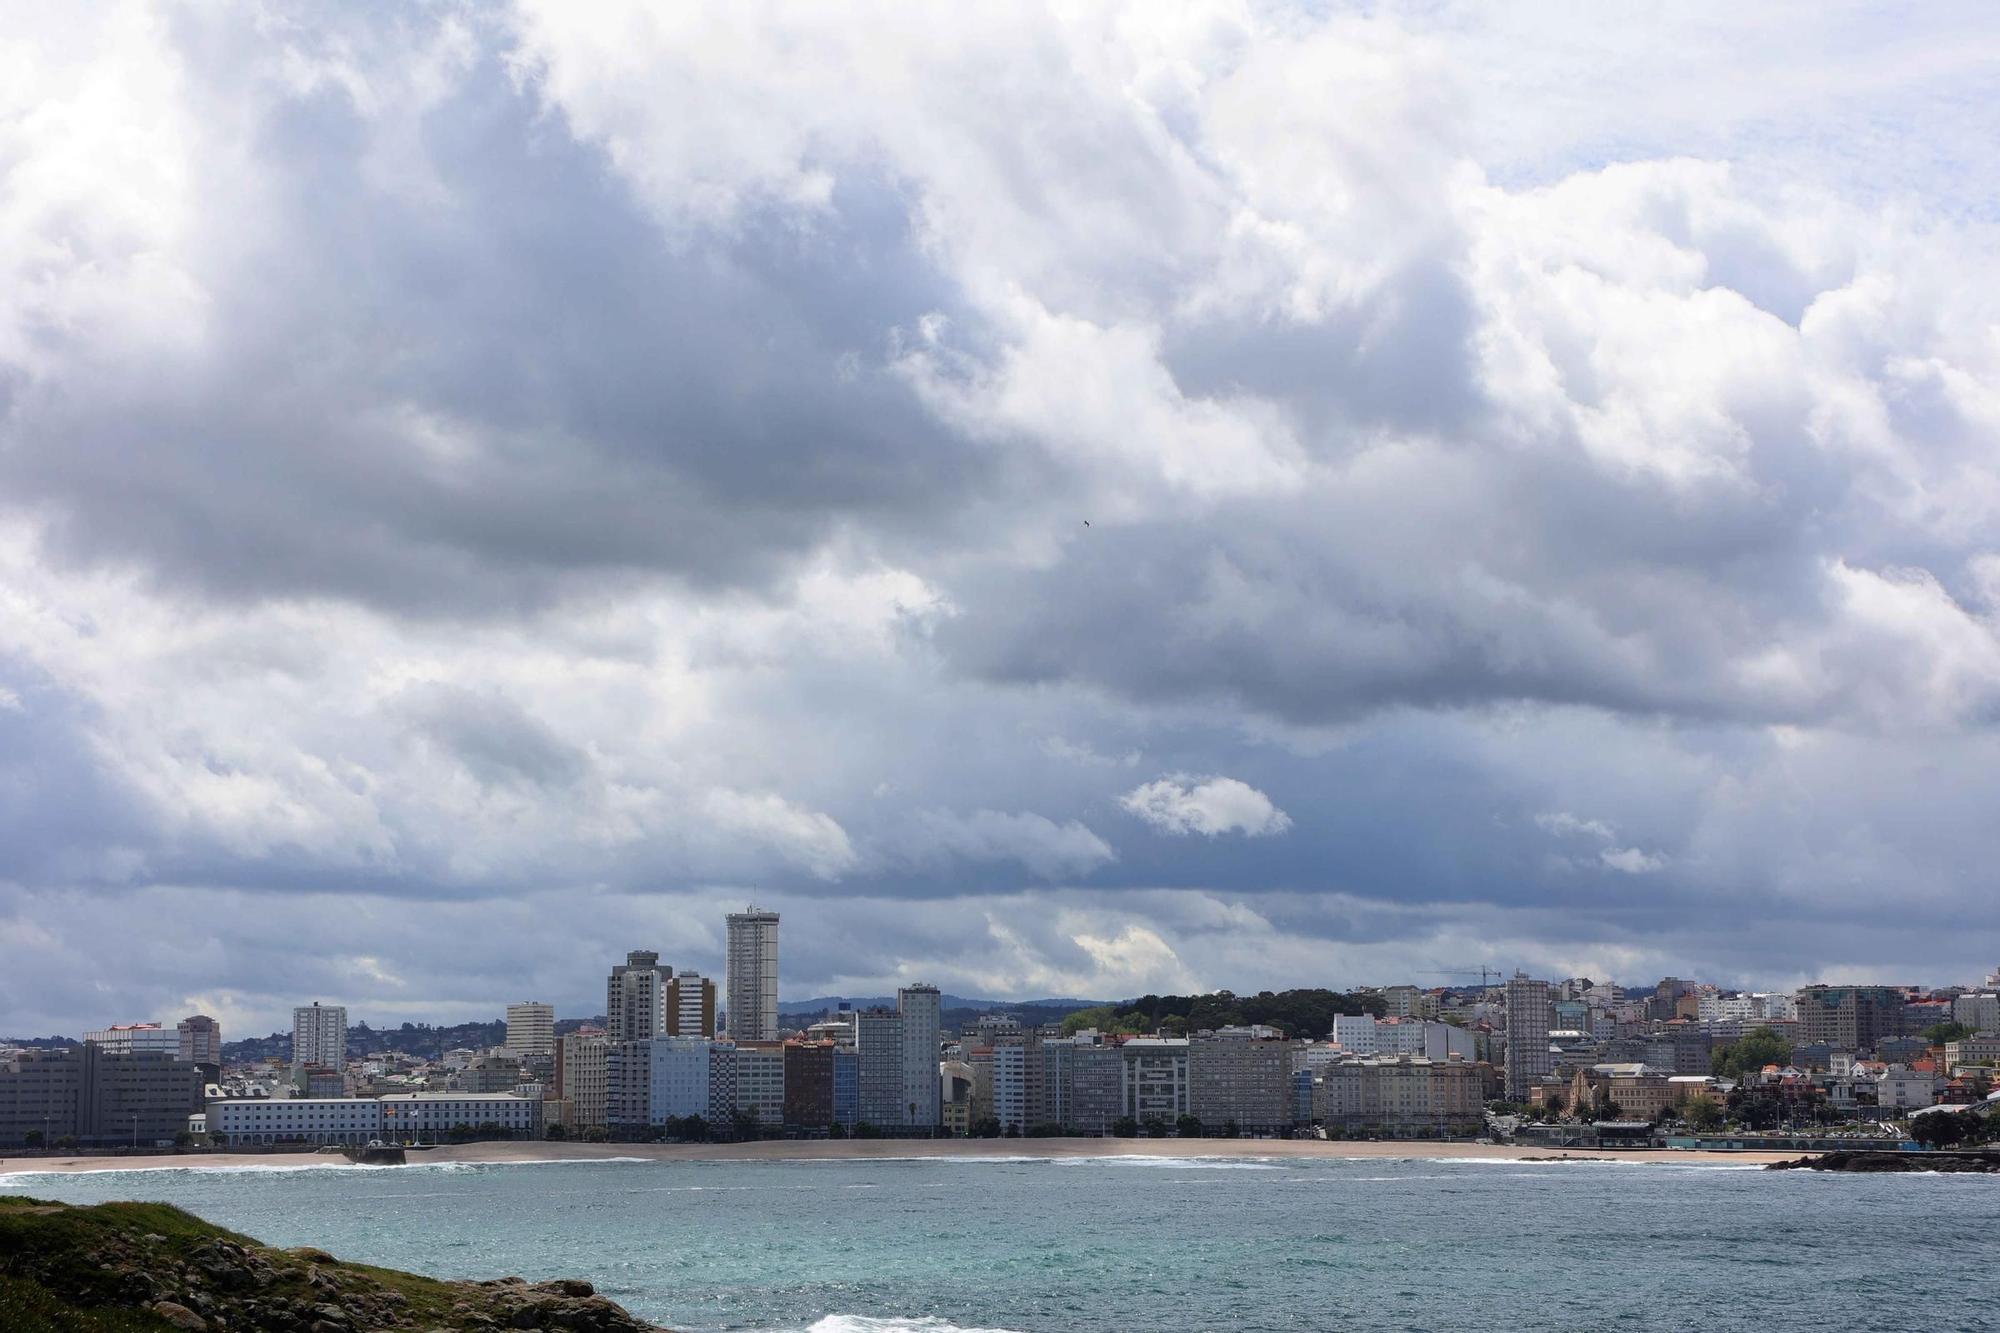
[0,1196,669,1332]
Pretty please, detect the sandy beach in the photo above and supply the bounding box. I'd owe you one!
[0,1136,1799,1175]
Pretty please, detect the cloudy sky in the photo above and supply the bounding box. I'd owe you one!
[5,2,2000,1036]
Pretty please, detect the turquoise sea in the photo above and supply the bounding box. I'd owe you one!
[7,1153,1997,1332]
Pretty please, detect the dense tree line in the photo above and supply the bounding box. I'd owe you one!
[1060,988,1385,1040]
[1909,1106,1996,1148]
[1711,1026,1793,1080]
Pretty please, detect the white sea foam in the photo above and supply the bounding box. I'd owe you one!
[0,1160,377,1184]
[1063,1154,1284,1170]
[771,1154,1056,1167]
[0,1155,655,1184]
[782,1317,1027,1333]
[1401,1156,1773,1172]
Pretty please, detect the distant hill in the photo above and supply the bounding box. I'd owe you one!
[780,995,1109,1015]
[779,995,1110,1035]
[776,992,1112,1012]
[219,1016,609,1064]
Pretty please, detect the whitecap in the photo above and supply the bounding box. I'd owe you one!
[0,1155,657,1183]
[1062,1154,1285,1170]
[782,1317,1027,1333]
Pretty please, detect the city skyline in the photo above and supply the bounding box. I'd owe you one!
[7,909,1996,1153]
[15,957,1995,1152]
[24,960,2000,1047]
[7,4,2000,1038]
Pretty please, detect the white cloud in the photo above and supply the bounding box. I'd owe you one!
[1538,810,1667,875]
[894,809,1115,881]
[4,3,2000,1032]
[1121,775,1292,838]
[1599,846,1667,875]
[699,789,856,880]
[1535,811,1616,841]
[1040,736,1140,769]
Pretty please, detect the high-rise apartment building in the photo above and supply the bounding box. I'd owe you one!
[1381,985,1439,1020]
[1503,973,1552,1101]
[1399,1019,1477,1062]
[505,1001,556,1057]
[291,1003,347,1068]
[992,1043,1032,1131]
[1330,1013,1378,1052]
[832,1047,859,1128]
[1952,993,2000,1032]
[0,1046,200,1147]
[1795,985,1906,1055]
[726,908,780,1041]
[706,1043,740,1122]
[856,1008,904,1127]
[1188,1031,1295,1135]
[555,1030,610,1130]
[1650,977,1693,1022]
[606,950,670,1044]
[649,1037,714,1121]
[666,972,717,1037]
[783,1040,836,1128]
[898,984,942,1130]
[1068,1043,1123,1135]
[1313,1056,1484,1136]
[733,1042,786,1128]
[0,1049,83,1146]
[177,1015,222,1066]
[607,1040,655,1130]
[1120,1038,1190,1124]
[1041,1038,1076,1128]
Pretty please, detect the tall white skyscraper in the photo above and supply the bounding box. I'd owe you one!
[1503,973,1552,1102]
[726,908,780,1041]
[505,1001,556,1056]
[606,951,670,1044]
[292,1002,347,1068]
[898,983,942,1129]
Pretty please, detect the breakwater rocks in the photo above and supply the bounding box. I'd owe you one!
[1767,1151,2000,1174]
[0,1196,669,1332]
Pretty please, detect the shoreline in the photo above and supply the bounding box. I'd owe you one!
[0,1136,1801,1175]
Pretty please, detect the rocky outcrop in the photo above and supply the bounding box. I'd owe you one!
[0,1197,670,1331]
[1767,1151,2000,1173]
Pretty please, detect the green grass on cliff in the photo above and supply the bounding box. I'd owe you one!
[0,1198,233,1331]
[0,1194,589,1332]
[0,1272,178,1332]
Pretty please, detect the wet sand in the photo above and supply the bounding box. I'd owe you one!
[1,1136,1798,1175]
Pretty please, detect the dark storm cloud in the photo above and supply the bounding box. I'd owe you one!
[392,683,588,790]
[2,2,1999,1034]
[4,12,1005,615]
[0,663,154,885]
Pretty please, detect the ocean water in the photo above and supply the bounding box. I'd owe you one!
[7,1153,1998,1332]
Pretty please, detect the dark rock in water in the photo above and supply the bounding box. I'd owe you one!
[0,1196,673,1330]
[1767,1151,2000,1173]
